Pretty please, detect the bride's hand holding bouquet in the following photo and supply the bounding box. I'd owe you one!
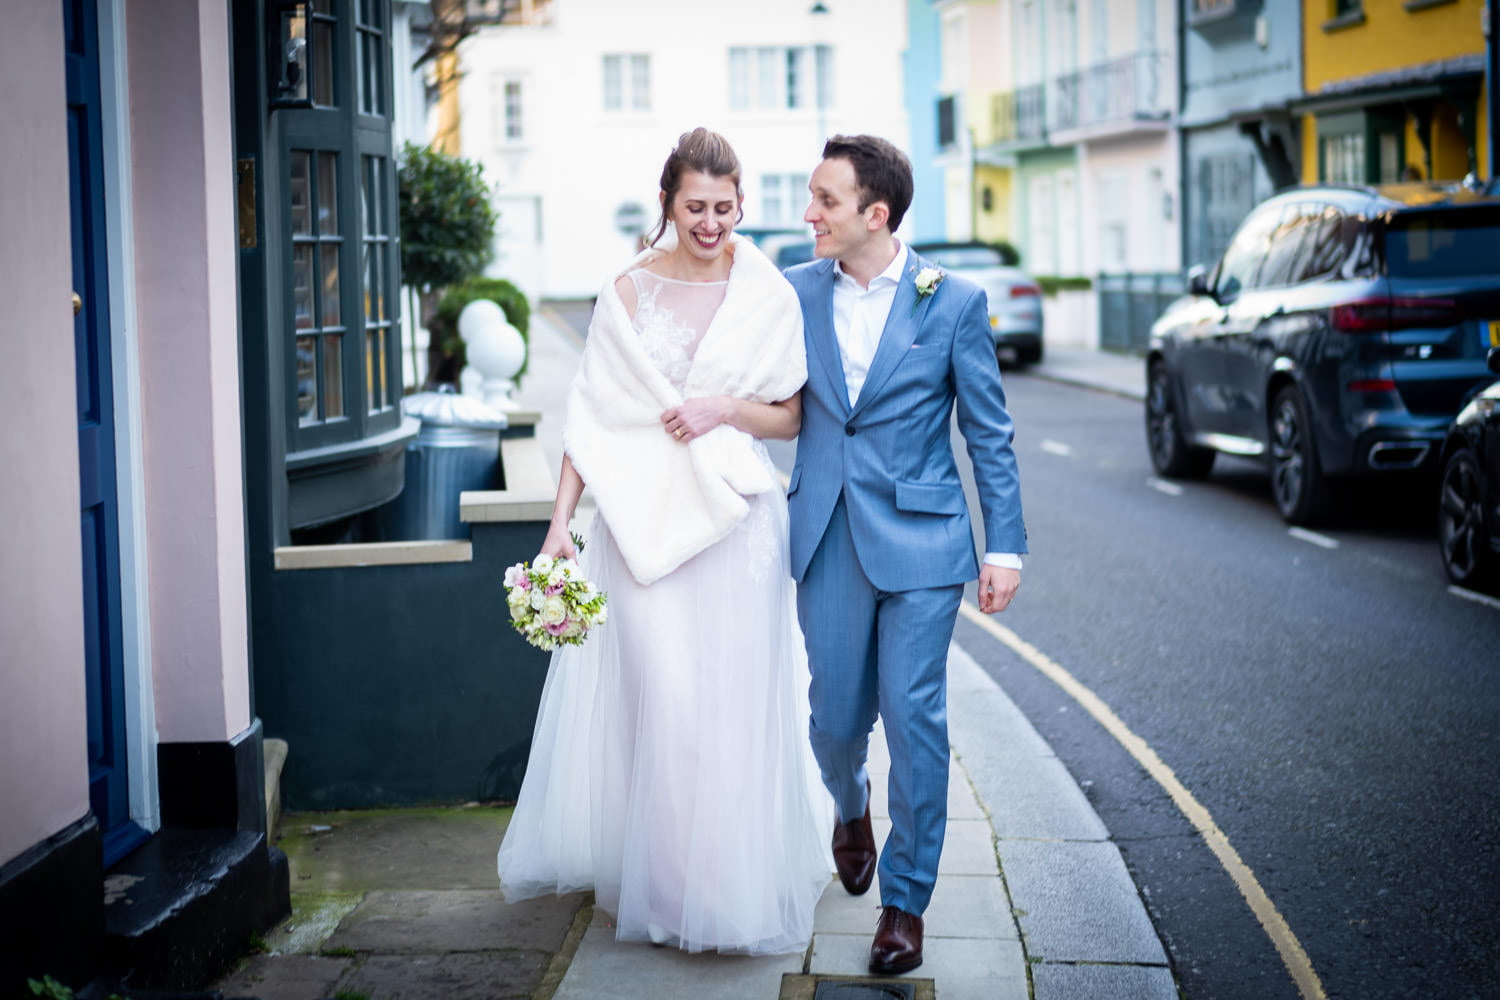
[504,532,608,652]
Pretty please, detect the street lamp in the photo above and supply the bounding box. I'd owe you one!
[810,3,831,145]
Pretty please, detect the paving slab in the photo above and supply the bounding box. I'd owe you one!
[326,887,584,953]
[964,752,1111,842]
[552,910,803,1000]
[1000,839,1168,965]
[215,954,352,1000]
[341,951,550,1000]
[279,806,513,892]
[808,932,1028,1000]
[1032,961,1177,1000]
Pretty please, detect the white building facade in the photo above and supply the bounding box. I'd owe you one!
[457,0,911,300]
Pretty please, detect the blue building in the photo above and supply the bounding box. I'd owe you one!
[1179,0,1303,268]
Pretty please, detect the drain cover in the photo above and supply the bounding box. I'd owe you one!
[812,983,916,1000]
[780,973,934,1000]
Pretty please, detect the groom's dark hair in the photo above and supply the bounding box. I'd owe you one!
[822,134,914,234]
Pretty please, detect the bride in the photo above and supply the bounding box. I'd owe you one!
[496,128,832,955]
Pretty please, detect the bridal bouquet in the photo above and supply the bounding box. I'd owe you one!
[504,543,608,652]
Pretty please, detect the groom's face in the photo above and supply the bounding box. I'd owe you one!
[806,157,880,262]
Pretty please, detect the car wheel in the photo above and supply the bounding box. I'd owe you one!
[1021,343,1044,365]
[1438,447,1494,588]
[1268,385,1331,525]
[1146,362,1214,479]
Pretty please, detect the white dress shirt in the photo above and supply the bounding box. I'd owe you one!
[831,244,1022,572]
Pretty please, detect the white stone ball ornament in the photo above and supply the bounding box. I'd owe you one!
[459,298,526,411]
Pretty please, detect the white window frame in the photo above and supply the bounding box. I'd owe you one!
[729,45,831,112]
[603,53,650,113]
[760,172,810,227]
[491,72,525,145]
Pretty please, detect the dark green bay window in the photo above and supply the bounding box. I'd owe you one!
[257,0,408,534]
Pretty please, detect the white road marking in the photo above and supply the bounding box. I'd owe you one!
[1448,585,1500,612]
[1288,527,1339,550]
[1040,439,1072,457]
[1146,477,1183,496]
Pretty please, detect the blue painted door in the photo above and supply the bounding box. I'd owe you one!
[66,0,144,865]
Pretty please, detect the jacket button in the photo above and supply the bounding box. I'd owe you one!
[845,425,856,436]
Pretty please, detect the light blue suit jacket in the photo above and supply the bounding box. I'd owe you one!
[785,250,1027,592]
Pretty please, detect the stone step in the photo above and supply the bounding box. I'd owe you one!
[103,829,287,989]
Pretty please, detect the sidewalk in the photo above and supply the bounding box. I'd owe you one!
[215,319,1171,1000]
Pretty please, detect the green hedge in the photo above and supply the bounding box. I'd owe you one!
[430,277,532,385]
[1036,275,1093,296]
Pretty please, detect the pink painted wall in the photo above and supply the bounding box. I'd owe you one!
[0,4,93,868]
[129,0,252,745]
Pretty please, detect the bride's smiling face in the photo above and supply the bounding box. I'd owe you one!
[664,171,740,261]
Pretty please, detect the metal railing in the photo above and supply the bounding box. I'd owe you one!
[1097,271,1185,354]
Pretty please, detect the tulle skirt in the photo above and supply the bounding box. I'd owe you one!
[496,491,833,955]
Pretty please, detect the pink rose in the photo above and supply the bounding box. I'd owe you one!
[545,581,565,596]
[545,621,569,636]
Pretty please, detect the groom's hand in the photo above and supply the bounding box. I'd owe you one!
[978,566,1020,615]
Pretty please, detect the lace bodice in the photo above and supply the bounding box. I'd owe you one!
[627,269,727,390]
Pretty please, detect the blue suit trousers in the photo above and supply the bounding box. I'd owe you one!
[797,495,962,916]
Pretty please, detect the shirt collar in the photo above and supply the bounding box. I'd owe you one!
[834,240,908,289]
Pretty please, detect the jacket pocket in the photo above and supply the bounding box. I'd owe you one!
[894,480,964,515]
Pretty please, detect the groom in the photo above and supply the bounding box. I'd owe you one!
[785,135,1027,975]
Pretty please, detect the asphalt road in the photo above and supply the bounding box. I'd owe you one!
[953,371,1500,1000]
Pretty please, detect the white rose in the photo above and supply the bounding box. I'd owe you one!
[529,589,546,611]
[532,554,555,574]
[540,596,568,625]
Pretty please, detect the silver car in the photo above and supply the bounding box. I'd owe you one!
[912,241,1044,365]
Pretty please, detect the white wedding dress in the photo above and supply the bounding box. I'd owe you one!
[497,268,833,955]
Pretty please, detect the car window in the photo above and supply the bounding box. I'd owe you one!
[1215,204,1281,299]
[1257,203,1314,289]
[1293,205,1356,282]
[1385,209,1500,278]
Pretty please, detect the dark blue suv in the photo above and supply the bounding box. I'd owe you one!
[1145,183,1500,524]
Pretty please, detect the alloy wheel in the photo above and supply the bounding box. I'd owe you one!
[1438,449,1489,585]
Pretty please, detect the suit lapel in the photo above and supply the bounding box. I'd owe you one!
[804,259,850,413]
[850,250,925,417]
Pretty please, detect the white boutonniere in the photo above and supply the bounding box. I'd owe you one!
[912,267,944,314]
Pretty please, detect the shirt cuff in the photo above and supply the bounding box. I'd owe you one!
[984,552,1023,571]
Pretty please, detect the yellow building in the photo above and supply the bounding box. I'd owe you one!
[1298,0,1490,184]
[935,0,1017,246]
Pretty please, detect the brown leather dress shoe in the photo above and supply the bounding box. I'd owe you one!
[869,905,924,975]
[831,782,876,895]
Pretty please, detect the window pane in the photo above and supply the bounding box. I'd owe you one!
[631,55,650,111]
[322,334,344,418]
[296,335,317,424]
[377,245,387,321]
[786,47,804,110]
[367,328,386,412]
[293,244,315,328]
[729,48,749,110]
[312,20,335,106]
[312,0,333,13]
[320,244,341,325]
[317,153,338,233]
[505,81,523,138]
[815,45,833,111]
[757,48,778,110]
[290,152,312,235]
[363,244,375,322]
[603,55,621,110]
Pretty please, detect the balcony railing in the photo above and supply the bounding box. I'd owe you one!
[1050,50,1171,134]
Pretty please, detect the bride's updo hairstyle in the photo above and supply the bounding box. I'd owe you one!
[647,127,745,248]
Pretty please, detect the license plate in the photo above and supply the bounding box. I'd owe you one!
[1489,319,1500,347]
